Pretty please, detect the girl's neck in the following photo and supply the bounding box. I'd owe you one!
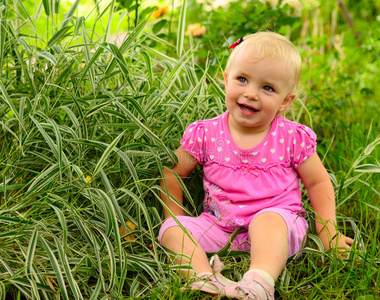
[227,113,274,149]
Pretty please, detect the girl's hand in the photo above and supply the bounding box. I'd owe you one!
[318,229,353,251]
[333,232,354,252]
[320,231,355,258]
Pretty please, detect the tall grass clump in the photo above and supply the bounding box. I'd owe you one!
[0,0,379,299]
[0,0,219,298]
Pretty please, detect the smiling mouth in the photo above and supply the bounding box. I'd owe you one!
[238,103,258,115]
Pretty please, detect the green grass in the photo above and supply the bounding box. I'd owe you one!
[0,0,379,299]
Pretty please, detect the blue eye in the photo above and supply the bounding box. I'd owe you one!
[263,85,274,92]
[238,77,247,83]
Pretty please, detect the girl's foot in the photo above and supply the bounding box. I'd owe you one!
[181,272,226,295]
[222,270,275,300]
[181,255,236,295]
[210,254,237,287]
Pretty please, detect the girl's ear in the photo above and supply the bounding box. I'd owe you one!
[224,71,229,85]
[278,94,296,113]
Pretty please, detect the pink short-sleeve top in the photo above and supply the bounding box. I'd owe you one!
[180,111,317,231]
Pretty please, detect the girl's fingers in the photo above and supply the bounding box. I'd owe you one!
[336,235,353,250]
[345,236,354,245]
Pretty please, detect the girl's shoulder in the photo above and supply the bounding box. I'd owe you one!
[180,113,226,164]
[274,116,317,140]
[185,112,227,133]
[200,112,227,125]
[272,116,317,169]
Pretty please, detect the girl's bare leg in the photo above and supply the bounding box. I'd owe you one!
[161,226,212,277]
[215,212,289,299]
[249,212,289,281]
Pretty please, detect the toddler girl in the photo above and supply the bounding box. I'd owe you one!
[158,32,353,299]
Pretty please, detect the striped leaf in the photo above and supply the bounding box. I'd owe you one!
[103,43,136,93]
[61,0,81,29]
[81,23,96,93]
[92,130,126,178]
[25,227,39,278]
[40,236,70,300]
[96,229,116,292]
[77,43,105,91]
[54,236,83,300]
[50,205,68,248]
[139,51,153,86]
[26,164,60,195]
[0,80,26,132]
[177,66,208,116]
[105,17,149,76]
[37,51,57,64]
[89,279,102,300]
[354,164,380,173]
[114,101,176,161]
[176,0,187,58]
[104,0,115,42]
[46,26,72,48]
[30,116,68,169]
[0,20,6,68]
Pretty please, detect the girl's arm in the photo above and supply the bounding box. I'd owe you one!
[160,146,199,219]
[297,152,354,251]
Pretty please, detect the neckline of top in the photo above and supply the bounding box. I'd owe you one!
[221,111,280,152]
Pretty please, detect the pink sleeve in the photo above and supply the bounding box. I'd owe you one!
[292,124,317,169]
[180,121,206,164]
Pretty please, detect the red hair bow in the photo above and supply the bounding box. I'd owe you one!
[229,37,244,49]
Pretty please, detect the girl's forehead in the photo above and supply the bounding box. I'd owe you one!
[234,48,287,70]
[236,46,283,64]
[230,47,296,89]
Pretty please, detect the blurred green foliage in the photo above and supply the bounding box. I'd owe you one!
[185,0,299,67]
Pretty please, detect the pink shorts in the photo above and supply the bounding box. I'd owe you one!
[158,208,308,257]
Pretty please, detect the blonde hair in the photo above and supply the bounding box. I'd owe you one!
[225,32,302,94]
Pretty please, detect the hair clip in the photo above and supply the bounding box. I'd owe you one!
[229,37,244,49]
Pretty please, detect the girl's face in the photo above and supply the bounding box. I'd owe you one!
[224,47,295,134]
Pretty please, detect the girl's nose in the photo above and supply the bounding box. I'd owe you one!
[244,85,259,100]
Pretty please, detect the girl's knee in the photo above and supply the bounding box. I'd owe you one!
[160,224,192,247]
[158,216,185,244]
[248,211,289,240]
[251,211,287,227]
[160,226,179,245]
